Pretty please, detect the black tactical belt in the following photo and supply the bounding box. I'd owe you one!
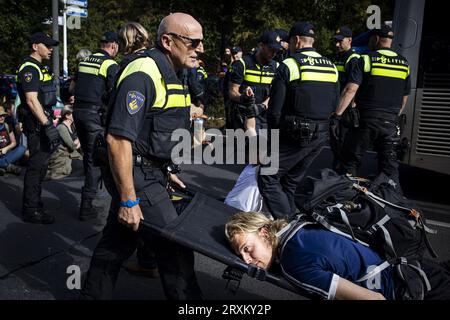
[133,155,165,168]
[312,121,330,132]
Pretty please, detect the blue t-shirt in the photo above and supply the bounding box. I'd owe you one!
[280,226,395,299]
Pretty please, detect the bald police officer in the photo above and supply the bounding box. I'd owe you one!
[81,14,204,300]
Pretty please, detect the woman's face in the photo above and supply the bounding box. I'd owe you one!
[231,230,274,270]
[63,112,73,122]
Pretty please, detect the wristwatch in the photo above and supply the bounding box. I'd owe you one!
[120,198,140,208]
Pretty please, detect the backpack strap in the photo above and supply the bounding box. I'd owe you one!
[310,210,370,247]
[353,183,439,258]
[326,204,357,241]
[355,257,431,295]
[353,183,434,228]
[276,214,316,259]
[355,260,391,283]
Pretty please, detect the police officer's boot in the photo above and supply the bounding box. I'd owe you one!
[23,203,55,224]
[79,191,98,221]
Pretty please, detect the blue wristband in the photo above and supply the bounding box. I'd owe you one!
[120,198,140,208]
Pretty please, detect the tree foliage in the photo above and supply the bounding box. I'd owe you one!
[0,0,393,74]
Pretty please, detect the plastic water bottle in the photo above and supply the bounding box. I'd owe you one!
[193,118,204,147]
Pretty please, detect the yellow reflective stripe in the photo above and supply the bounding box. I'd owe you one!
[283,58,300,82]
[371,68,408,79]
[345,53,360,66]
[243,74,274,84]
[245,69,259,74]
[245,70,275,77]
[301,71,338,82]
[371,63,409,72]
[363,55,371,72]
[79,61,101,68]
[159,94,191,109]
[117,57,166,108]
[118,57,159,86]
[377,50,397,57]
[260,76,274,84]
[300,65,337,72]
[78,66,99,76]
[336,65,345,72]
[93,53,105,57]
[43,73,52,81]
[18,62,43,80]
[238,58,246,70]
[245,69,273,75]
[167,84,184,90]
[99,59,117,78]
[197,68,207,78]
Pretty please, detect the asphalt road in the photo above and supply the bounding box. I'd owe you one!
[0,147,449,300]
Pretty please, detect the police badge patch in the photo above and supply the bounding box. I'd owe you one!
[24,72,33,82]
[126,91,145,115]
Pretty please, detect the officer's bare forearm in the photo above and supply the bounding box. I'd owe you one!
[229,83,242,103]
[106,133,136,201]
[399,95,408,115]
[335,83,359,116]
[24,91,49,125]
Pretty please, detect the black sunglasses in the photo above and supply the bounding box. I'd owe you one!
[168,33,203,48]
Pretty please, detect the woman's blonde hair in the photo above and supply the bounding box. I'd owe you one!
[225,212,288,249]
[118,22,150,54]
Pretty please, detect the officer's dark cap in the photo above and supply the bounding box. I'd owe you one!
[333,26,352,40]
[100,31,119,43]
[274,28,289,42]
[29,32,59,47]
[289,21,316,39]
[370,24,394,39]
[231,46,242,54]
[259,30,283,50]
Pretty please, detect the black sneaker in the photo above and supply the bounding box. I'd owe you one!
[23,210,55,224]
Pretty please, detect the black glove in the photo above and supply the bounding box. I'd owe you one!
[329,114,342,141]
[43,121,61,150]
[239,93,255,107]
[245,103,267,118]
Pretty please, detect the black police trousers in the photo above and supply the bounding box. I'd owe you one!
[22,120,53,214]
[340,115,400,180]
[258,130,328,219]
[73,106,103,200]
[80,165,202,300]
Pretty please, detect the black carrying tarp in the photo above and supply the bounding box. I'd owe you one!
[140,190,305,296]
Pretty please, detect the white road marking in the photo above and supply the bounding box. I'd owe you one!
[426,219,450,229]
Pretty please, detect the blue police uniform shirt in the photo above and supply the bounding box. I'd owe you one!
[107,72,155,143]
[280,226,395,300]
[17,58,42,94]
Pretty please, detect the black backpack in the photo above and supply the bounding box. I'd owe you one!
[295,169,437,261]
[286,169,439,299]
